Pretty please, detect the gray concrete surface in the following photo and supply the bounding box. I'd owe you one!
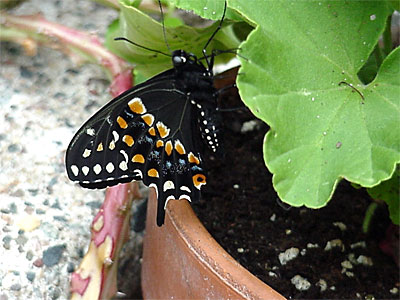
[0,1,143,299]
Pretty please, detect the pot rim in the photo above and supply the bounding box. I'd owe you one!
[162,192,285,299]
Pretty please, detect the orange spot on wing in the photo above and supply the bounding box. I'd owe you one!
[156,121,170,138]
[117,116,128,129]
[148,127,156,136]
[148,168,159,178]
[128,98,146,114]
[174,140,186,155]
[97,142,103,152]
[132,154,145,164]
[192,174,206,189]
[122,135,134,147]
[188,152,200,165]
[156,140,164,148]
[141,114,154,126]
[165,141,173,156]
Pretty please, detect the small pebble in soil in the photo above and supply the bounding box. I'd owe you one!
[233,184,239,189]
[356,255,373,266]
[390,287,398,295]
[332,221,347,231]
[341,260,353,269]
[269,214,276,222]
[278,247,299,265]
[285,229,292,235]
[268,271,277,278]
[240,119,260,133]
[237,248,244,253]
[350,241,366,249]
[307,243,319,248]
[291,275,311,291]
[344,271,354,277]
[324,239,344,251]
[316,279,327,292]
[300,248,306,256]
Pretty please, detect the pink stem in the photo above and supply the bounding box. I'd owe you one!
[70,183,141,299]
[0,12,132,94]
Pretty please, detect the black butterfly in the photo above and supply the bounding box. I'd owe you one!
[66,3,227,226]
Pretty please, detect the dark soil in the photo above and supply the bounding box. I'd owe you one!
[192,77,400,299]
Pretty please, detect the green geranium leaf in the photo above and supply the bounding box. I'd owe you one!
[367,167,399,225]
[231,0,399,208]
[105,0,239,77]
[171,0,243,21]
[388,0,400,11]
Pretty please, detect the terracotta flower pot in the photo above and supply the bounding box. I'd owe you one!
[141,190,285,299]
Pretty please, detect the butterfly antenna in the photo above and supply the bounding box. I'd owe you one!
[158,0,171,53]
[114,37,171,57]
[202,1,227,59]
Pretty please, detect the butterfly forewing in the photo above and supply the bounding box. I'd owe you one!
[66,76,208,225]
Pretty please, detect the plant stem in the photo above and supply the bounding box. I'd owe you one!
[70,183,141,300]
[0,12,132,96]
[362,202,378,233]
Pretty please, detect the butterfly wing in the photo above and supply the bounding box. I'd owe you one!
[66,76,207,225]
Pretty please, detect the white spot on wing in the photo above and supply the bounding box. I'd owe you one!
[82,149,91,158]
[179,194,191,202]
[71,165,79,176]
[112,131,119,142]
[149,183,158,198]
[180,186,191,193]
[133,169,143,179]
[163,180,175,191]
[106,162,115,173]
[93,164,102,175]
[164,196,175,209]
[119,161,128,171]
[120,150,128,162]
[119,150,129,171]
[109,140,116,150]
[82,166,89,176]
[86,128,95,136]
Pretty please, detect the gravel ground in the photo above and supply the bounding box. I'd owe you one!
[0,1,144,299]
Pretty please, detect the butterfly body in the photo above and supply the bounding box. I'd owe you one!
[66,50,222,225]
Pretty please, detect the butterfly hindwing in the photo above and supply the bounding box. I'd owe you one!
[66,76,208,225]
